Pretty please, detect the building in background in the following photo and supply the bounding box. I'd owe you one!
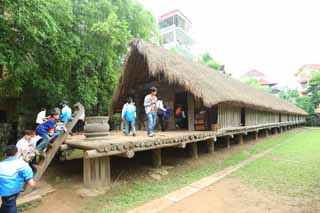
[158,10,195,59]
[295,64,320,96]
[241,70,279,94]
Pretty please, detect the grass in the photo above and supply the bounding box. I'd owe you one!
[82,129,304,213]
[232,128,320,199]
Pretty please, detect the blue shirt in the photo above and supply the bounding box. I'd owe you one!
[36,119,56,137]
[0,158,33,196]
[61,106,72,123]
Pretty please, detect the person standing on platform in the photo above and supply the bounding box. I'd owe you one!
[121,97,136,136]
[144,87,158,137]
[60,100,72,124]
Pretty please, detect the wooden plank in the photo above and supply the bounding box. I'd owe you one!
[25,103,84,193]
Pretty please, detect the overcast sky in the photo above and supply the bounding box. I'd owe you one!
[138,0,320,87]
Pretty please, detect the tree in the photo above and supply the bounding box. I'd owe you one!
[241,77,272,93]
[0,0,159,116]
[199,52,223,71]
[279,88,299,104]
[308,72,320,112]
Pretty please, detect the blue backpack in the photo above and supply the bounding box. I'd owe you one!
[124,111,135,122]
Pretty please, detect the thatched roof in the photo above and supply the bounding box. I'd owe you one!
[112,39,307,115]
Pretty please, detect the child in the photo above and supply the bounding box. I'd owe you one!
[35,110,60,153]
[16,130,39,163]
[122,97,136,136]
[35,108,46,126]
[60,100,72,123]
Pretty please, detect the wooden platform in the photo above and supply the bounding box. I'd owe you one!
[64,121,303,157]
[61,121,303,188]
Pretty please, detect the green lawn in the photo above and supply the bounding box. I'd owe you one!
[232,128,320,199]
[82,129,305,213]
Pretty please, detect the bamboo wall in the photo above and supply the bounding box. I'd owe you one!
[245,109,279,125]
[218,104,241,128]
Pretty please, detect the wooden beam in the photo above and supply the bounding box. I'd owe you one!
[85,150,135,159]
[187,142,198,159]
[117,150,135,158]
[152,149,162,168]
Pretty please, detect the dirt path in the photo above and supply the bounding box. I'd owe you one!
[161,177,300,213]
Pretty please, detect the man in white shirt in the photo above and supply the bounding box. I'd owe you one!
[16,130,38,163]
[36,108,46,125]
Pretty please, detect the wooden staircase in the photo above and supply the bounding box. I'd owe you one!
[29,103,84,185]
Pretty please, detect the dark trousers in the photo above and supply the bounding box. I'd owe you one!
[0,193,19,213]
[157,115,168,131]
[72,120,85,133]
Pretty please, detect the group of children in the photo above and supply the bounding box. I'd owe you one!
[121,87,171,137]
[0,101,78,212]
[15,101,73,170]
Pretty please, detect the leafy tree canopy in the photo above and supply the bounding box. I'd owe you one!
[0,0,158,115]
[241,77,272,93]
[199,52,223,71]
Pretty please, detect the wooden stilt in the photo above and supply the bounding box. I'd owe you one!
[187,142,198,159]
[226,136,230,149]
[206,139,214,153]
[265,129,269,137]
[83,155,111,188]
[238,134,243,145]
[254,131,258,140]
[152,149,162,168]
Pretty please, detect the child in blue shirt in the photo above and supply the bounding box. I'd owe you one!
[36,110,60,152]
[60,100,72,123]
[0,145,35,213]
[121,97,136,136]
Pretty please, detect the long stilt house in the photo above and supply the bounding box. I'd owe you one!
[59,40,307,188]
[111,39,307,132]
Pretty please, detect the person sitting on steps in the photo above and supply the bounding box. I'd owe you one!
[35,110,61,153]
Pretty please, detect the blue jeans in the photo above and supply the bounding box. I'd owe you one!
[124,120,136,135]
[36,134,51,152]
[1,193,19,213]
[147,112,157,135]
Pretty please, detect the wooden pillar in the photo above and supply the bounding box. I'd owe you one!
[152,149,162,168]
[265,129,269,137]
[279,127,282,133]
[254,131,258,140]
[237,134,243,145]
[226,136,230,149]
[187,93,195,131]
[187,142,198,159]
[83,155,111,188]
[273,128,277,134]
[206,139,214,153]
